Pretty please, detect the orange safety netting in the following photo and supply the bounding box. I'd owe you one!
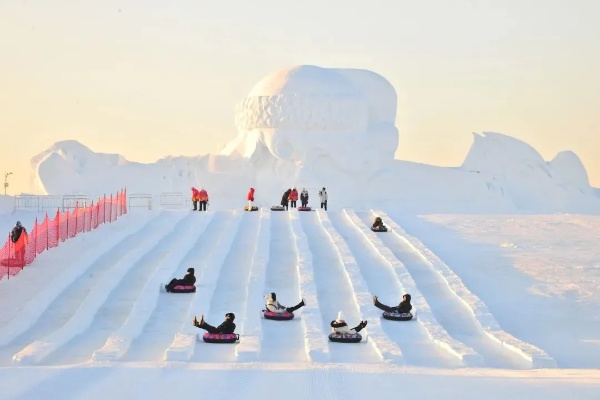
[0,188,127,281]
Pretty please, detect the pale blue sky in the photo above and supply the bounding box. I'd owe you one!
[1,0,599,192]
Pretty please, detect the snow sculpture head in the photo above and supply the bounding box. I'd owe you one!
[223,65,399,177]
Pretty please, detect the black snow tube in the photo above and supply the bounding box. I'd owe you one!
[371,226,388,232]
[263,310,294,320]
[202,333,240,343]
[271,205,286,211]
[328,332,362,343]
[382,311,413,321]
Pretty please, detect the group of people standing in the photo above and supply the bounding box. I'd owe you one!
[191,187,209,211]
[192,186,329,211]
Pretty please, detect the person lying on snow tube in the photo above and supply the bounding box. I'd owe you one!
[373,294,413,319]
[193,312,236,334]
[165,268,196,292]
[371,216,388,232]
[264,293,305,319]
[329,311,367,342]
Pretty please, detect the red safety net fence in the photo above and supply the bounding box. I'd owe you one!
[0,189,127,281]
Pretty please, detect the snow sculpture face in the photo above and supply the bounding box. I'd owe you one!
[226,65,399,176]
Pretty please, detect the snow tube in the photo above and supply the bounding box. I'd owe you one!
[271,205,286,211]
[201,333,240,343]
[297,206,312,211]
[382,311,413,321]
[244,206,259,211]
[263,310,294,320]
[371,226,388,232]
[328,332,362,343]
[169,285,196,293]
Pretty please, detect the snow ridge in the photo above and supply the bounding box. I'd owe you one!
[343,209,483,367]
[376,210,557,368]
[317,210,404,364]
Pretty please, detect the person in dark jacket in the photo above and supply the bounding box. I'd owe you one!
[330,311,367,334]
[372,294,412,314]
[264,292,305,314]
[193,312,236,334]
[300,188,309,207]
[10,221,26,243]
[280,189,292,210]
[165,268,196,292]
[372,216,386,231]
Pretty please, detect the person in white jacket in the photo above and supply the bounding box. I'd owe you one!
[264,293,305,313]
[330,311,367,334]
[318,187,328,211]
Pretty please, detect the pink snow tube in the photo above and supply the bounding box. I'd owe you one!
[202,333,240,343]
[263,310,294,320]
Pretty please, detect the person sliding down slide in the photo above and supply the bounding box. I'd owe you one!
[264,293,305,313]
[193,313,236,334]
[330,311,367,334]
[165,268,196,292]
[373,294,412,314]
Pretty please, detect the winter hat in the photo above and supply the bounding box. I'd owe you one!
[336,311,345,323]
[187,267,195,275]
[226,312,235,321]
[271,292,277,301]
[16,221,21,228]
[403,294,412,302]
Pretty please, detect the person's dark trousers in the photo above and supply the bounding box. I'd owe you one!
[321,201,327,211]
[199,201,207,211]
[192,200,198,211]
[286,300,305,313]
[199,322,220,333]
[166,278,180,292]
[352,322,366,332]
[373,299,395,313]
[291,201,296,208]
[301,201,307,207]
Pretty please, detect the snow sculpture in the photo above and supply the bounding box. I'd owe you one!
[222,65,399,195]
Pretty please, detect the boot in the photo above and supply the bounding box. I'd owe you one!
[372,295,378,305]
[193,316,199,327]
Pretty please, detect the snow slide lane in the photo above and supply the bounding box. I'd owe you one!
[317,211,404,365]
[300,211,381,364]
[121,212,227,362]
[191,210,262,362]
[90,211,216,362]
[374,210,556,369]
[289,212,329,362]
[11,211,188,365]
[164,211,243,361]
[259,211,309,363]
[236,210,270,362]
[340,210,480,367]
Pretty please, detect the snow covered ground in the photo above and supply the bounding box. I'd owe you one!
[1,203,599,399]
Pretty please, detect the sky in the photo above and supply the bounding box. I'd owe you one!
[1,0,600,193]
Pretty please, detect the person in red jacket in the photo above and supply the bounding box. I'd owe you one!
[247,187,255,209]
[191,187,201,211]
[198,188,209,211]
[289,187,299,208]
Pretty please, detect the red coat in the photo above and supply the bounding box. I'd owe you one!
[199,189,209,201]
[191,187,200,201]
[247,188,255,201]
[289,189,299,201]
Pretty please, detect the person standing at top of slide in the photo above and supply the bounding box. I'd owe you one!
[318,187,328,211]
[247,187,255,209]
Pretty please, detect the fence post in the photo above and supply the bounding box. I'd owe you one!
[109,194,113,223]
[46,213,49,250]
